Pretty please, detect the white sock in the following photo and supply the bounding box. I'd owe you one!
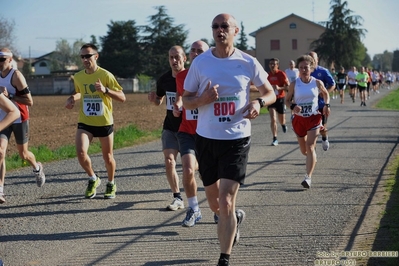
[108,180,115,185]
[89,175,97,181]
[0,186,3,194]
[188,196,199,212]
[35,164,40,171]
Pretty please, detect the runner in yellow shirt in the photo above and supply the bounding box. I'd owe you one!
[65,43,126,199]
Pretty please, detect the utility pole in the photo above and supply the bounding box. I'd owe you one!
[312,0,315,22]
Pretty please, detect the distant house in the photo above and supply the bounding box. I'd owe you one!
[250,13,326,71]
[31,52,53,75]
[31,51,78,76]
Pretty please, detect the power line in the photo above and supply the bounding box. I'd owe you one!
[36,37,82,40]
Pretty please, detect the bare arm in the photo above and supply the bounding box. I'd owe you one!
[173,90,182,118]
[242,79,276,119]
[148,91,164,106]
[182,81,219,110]
[10,70,33,106]
[285,81,295,108]
[95,79,126,103]
[65,92,81,109]
[326,84,336,93]
[0,93,20,131]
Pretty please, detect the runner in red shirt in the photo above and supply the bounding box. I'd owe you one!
[173,40,209,227]
[267,58,289,146]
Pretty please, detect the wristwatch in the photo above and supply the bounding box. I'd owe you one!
[325,103,330,107]
[8,93,14,100]
[257,98,265,108]
[105,87,109,94]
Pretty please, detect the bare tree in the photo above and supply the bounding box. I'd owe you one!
[0,16,19,54]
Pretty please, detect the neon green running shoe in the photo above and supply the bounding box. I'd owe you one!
[85,177,101,199]
[104,182,116,199]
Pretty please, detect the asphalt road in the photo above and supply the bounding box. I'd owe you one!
[1,87,398,266]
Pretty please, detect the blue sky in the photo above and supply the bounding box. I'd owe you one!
[2,0,398,59]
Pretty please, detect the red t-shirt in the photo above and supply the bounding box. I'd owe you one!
[267,69,289,98]
[176,69,197,134]
[367,71,372,82]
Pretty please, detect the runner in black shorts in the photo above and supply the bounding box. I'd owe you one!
[148,45,185,211]
[182,13,276,266]
[336,66,348,104]
[65,43,126,200]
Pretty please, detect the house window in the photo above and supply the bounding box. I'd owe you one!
[290,23,297,29]
[292,39,297,50]
[39,62,47,67]
[271,40,280,50]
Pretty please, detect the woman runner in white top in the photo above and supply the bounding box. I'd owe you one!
[285,55,330,189]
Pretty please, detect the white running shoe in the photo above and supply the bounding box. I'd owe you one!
[167,197,184,211]
[301,176,311,189]
[322,139,329,151]
[34,162,45,187]
[182,207,202,227]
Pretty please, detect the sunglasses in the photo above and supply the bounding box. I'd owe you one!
[80,54,96,59]
[211,24,230,30]
[0,58,7,62]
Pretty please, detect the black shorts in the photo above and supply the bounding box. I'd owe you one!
[77,123,114,137]
[196,135,251,186]
[349,84,357,89]
[358,85,366,92]
[372,81,377,86]
[267,97,286,114]
[177,131,196,156]
[0,120,30,145]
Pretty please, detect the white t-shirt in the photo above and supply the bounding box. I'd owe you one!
[347,71,358,84]
[285,68,299,83]
[184,48,268,140]
[293,77,320,117]
[371,72,379,82]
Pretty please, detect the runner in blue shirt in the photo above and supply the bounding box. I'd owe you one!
[309,52,336,151]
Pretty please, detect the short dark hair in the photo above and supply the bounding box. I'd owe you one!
[80,43,98,52]
[269,58,279,64]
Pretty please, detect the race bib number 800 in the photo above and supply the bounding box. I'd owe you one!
[212,96,239,123]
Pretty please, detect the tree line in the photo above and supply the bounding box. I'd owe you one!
[1,2,399,81]
[310,0,397,72]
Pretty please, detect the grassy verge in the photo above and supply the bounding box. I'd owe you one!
[382,155,399,263]
[375,87,399,109]
[368,87,399,265]
[5,125,162,170]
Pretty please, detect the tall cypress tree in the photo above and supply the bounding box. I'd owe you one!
[235,21,249,51]
[311,0,367,68]
[99,20,142,78]
[140,6,188,79]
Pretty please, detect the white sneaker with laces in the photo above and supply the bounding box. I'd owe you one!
[167,197,184,211]
[182,207,202,227]
[34,162,45,187]
[301,176,311,188]
[322,139,329,151]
